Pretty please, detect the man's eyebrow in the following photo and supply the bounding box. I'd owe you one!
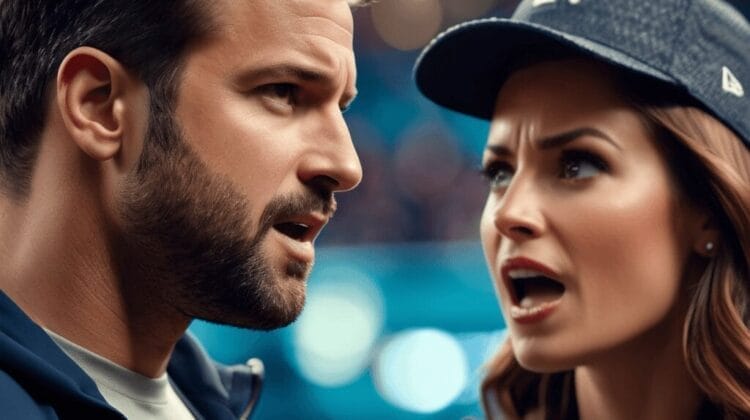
[238,64,328,84]
[237,64,357,110]
[537,127,621,150]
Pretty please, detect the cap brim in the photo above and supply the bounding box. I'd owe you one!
[414,18,677,120]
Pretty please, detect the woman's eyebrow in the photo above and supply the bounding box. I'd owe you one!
[537,127,621,150]
[485,144,512,157]
[485,127,620,156]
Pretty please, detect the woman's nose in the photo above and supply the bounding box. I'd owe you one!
[491,177,545,242]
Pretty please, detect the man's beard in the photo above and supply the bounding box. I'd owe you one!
[115,108,331,330]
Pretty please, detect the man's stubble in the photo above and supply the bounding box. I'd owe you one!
[116,107,317,330]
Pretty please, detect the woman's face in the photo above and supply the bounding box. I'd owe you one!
[480,59,705,371]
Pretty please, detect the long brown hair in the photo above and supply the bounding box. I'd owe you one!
[481,76,750,419]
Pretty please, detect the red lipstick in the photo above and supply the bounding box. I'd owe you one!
[501,257,564,324]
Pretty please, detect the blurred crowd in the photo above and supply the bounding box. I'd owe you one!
[322,117,489,243]
[320,0,521,244]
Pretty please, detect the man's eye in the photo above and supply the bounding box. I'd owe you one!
[481,161,514,190]
[559,150,608,180]
[257,83,298,106]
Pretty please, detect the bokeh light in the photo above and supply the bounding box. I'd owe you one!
[291,265,384,387]
[371,0,443,51]
[455,330,509,405]
[373,329,469,413]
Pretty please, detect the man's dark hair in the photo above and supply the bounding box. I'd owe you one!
[0,0,215,198]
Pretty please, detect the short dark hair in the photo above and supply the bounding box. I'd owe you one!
[0,0,214,198]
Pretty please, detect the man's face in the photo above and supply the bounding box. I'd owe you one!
[119,0,361,329]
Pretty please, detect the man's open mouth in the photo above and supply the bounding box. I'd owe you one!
[507,269,566,308]
[273,222,312,241]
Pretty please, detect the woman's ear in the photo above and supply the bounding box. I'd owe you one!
[692,215,720,257]
[56,47,138,161]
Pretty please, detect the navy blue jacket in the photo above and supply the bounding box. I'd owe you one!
[0,291,262,419]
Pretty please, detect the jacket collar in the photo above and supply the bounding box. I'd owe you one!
[0,290,262,419]
[0,290,121,417]
[168,331,263,419]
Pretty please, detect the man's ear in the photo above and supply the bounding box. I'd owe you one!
[56,47,141,162]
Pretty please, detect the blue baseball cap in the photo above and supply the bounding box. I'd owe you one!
[414,0,750,147]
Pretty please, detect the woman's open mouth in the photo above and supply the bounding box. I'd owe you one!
[501,258,566,324]
[509,269,566,308]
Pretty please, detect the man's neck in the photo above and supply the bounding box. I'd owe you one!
[573,304,703,420]
[0,172,189,378]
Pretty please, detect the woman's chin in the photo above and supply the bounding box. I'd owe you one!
[513,344,579,373]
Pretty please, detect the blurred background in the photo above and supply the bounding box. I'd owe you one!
[190,0,750,418]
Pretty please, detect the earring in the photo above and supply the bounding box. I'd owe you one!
[705,242,715,252]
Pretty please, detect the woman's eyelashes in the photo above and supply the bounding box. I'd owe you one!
[481,160,514,189]
[558,149,609,180]
[481,149,609,190]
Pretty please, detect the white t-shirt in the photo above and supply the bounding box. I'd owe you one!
[45,329,195,420]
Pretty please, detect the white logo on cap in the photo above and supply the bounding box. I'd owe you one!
[532,0,581,7]
[722,66,744,98]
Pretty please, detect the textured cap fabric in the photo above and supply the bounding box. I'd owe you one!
[414,0,750,147]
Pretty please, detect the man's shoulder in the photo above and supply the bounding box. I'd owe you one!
[0,368,56,419]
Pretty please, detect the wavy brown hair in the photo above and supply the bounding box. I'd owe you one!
[481,75,750,419]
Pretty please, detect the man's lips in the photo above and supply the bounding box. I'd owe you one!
[272,212,328,243]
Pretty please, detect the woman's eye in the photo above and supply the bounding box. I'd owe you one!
[559,150,607,180]
[481,161,514,189]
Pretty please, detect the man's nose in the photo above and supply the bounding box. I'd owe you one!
[298,109,363,193]
[491,174,545,242]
